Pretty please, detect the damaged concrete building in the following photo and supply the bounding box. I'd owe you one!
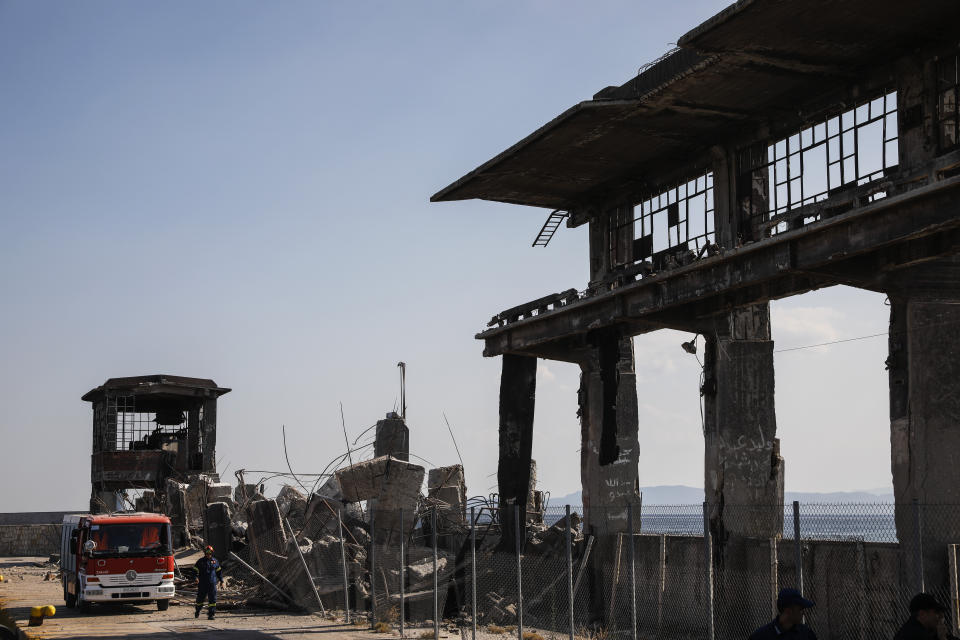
[83,375,231,514]
[432,0,960,625]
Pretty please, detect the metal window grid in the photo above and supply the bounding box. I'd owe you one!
[739,91,899,237]
[100,395,191,452]
[612,172,715,266]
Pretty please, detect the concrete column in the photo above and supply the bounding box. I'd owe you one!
[497,354,537,546]
[187,407,200,471]
[704,303,783,541]
[887,258,960,591]
[578,332,641,534]
[201,397,217,474]
[374,415,410,461]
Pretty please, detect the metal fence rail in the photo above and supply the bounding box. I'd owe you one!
[230,501,960,640]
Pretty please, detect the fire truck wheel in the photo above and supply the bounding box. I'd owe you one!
[64,584,77,608]
[0,623,18,639]
[156,599,169,612]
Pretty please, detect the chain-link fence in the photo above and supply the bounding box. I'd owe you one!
[220,501,960,640]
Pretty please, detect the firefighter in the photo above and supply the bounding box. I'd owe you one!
[194,545,223,619]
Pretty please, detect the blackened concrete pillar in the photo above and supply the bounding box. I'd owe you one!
[187,406,200,471]
[578,332,641,534]
[887,258,960,591]
[201,397,217,474]
[374,414,409,461]
[497,354,537,546]
[704,303,784,541]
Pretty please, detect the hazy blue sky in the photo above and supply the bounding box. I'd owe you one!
[0,1,892,511]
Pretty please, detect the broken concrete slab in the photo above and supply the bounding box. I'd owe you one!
[205,501,231,560]
[246,499,288,572]
[335,455,424,543]
[277,485,308,530]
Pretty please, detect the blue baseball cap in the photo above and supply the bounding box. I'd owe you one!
[777,588,814,611]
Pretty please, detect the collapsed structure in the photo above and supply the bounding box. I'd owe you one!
[431,0,960,631]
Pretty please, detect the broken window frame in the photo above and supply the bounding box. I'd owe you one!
[738,90,899,237]
[93,394,199,458]
[609,171,715,268]
[938,54,959,152]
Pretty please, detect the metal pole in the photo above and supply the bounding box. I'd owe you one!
[228,551,294,603]
[338,508,351,623]
[515,504,523,640]
[284,516,326,615]
[432,508,440,640]
[703,502,715,640]
[471,506,478,640]
[400,509,405,638]
[913,498,925,592]
[371,508,377,627]
[792,501,803,595]
[566,504,574,640]
[628,504,637,640]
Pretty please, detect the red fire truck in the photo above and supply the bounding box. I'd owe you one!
[61,513,176,611]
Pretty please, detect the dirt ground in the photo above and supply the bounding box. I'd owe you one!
[0,557,444,640]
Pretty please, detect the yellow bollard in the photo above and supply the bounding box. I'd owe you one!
[28,604,55,626]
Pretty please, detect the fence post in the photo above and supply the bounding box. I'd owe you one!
[400,509,405,638]
[471,507,478,640]
[433,508,440,640]
[913,499,925,592]
[566,504,574,640]
[515,504,524,640]
[792,501,803,596]
[703,502,715,640]
[628,503,637,640]
[338,508,350,623]
[371,508,377,626]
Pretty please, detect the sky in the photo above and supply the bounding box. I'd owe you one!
[0,1,893,512]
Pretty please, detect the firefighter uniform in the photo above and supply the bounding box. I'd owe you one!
[194,553,223,619]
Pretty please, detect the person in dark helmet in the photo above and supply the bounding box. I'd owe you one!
[194,545,223,620]
[894,593,959,640]
[749,588,817,640]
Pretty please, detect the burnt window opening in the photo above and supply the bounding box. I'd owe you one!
[94,395,202,459]
[610,172,715,269]
[738,91,899,239]
[938,55,959,152]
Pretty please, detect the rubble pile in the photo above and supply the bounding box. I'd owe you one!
[151,412,585,626]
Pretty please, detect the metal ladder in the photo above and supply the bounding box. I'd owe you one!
[532,210,568,247]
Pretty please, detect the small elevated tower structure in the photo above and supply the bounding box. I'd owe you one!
[83,375,230,513]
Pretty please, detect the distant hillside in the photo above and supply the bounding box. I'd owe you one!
[550,485,894,506]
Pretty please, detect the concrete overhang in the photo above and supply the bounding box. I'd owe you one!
[431,0,960,213]
[81,375,231,403]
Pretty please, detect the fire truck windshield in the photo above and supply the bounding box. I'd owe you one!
[89,523,170,557]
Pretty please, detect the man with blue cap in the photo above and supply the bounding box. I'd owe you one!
[749,587,816,640]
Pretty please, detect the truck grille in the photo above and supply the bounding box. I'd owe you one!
[99,572,162,587]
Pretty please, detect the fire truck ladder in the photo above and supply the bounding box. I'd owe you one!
[532,210,568,247]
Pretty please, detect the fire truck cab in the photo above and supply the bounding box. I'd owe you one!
[61,512,176,611]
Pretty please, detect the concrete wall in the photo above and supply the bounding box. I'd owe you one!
[0,511,77,525]
[0,524,60,557]
[582,534,911,640]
